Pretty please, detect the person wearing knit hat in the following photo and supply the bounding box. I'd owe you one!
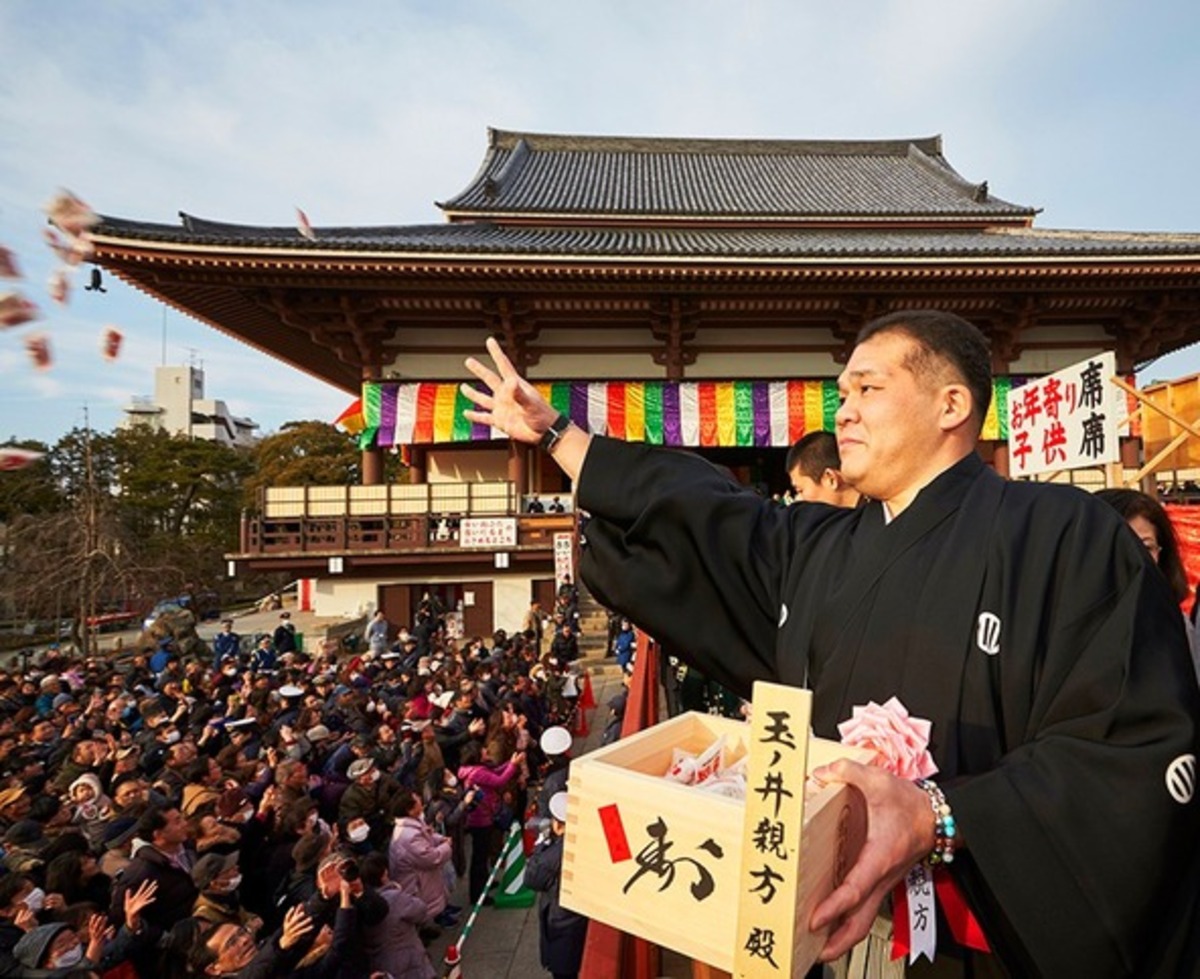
[13,922,74,970]
[4,818,44,848]
[100,816,140,879]
[190,850,261,934]
[191,851,241,892]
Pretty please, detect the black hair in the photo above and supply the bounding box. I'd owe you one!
[1095,488,1189,603]
[45,852,88,903]
[390,789,420,820]
[359,851,389,889]
[0,873,28,910]
[28,794,60,822]
[785,431,841,481]
[857,310,992,433]
[134,804,177,843]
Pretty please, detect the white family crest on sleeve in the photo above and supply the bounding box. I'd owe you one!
[975,612,1001,655]
[1166,754,1196,805]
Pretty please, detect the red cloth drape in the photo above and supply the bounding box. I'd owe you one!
[1165,504,1200,604]
[579,633,662,979]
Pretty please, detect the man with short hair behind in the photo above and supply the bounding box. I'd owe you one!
[463,311,1200,976]
[786,430,860,507]
[111,804,198,975]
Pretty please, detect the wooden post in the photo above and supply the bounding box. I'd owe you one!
[409,445,427,484]
[361,445,383,485]
[508,441,526,503]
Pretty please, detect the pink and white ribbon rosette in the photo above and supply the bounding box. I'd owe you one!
[836,696,937,780]
[838,696,942,964]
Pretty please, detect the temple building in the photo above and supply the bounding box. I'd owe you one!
[87,129,1200,632]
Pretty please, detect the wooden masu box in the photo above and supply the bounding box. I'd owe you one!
[561,688,870,977]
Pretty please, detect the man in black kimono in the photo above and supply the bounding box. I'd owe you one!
[463,311,1200,977]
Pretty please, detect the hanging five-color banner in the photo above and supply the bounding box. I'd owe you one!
[345,378,1022,449]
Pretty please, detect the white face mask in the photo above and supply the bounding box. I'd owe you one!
[163,730,181,745]
[237,807,255,824]
[445,774,458,788]
[221,873,243,891]
[54,944,84,968]
[23,887,45,912]
[347,824,369,844]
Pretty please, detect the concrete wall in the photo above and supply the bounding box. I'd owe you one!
[427,448,508,482]
[313,572,536,633]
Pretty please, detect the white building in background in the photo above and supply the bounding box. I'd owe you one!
[122,365,258,448]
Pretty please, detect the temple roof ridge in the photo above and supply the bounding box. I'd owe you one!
[482,128,948,157]
[437,127,1036,223]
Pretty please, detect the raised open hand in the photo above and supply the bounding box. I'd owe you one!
[124,879,158,930]
[462,337,558,445]
[280,905,315,950]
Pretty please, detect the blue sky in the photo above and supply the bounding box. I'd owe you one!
[2,0,1199,445]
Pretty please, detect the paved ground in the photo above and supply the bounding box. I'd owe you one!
[425,664,695,979]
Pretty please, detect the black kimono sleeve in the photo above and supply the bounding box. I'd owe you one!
[577,436,842,698]
[947,494,1200,977]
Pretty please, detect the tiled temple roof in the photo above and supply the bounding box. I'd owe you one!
[436,129,1036,222]
[93,214,1200,261]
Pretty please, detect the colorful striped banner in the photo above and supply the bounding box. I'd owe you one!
[360,378,1024,447]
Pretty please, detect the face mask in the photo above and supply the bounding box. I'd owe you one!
[163,730,181,745]
[370,770,381,784]
[23,887,45,912]
[54,945,84,968]
[238,807,255,824]
[445,774,458,788]
[221,873,243,891]
[347,824,369,844]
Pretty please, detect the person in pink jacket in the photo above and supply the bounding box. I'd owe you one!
[457,742,525,904]
[387,790,454,926]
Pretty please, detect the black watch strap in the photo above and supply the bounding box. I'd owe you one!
[538,413,572,452]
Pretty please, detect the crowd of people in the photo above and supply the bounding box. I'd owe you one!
[0,586,593,978]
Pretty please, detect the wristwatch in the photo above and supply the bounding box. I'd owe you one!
[538,412,572,453]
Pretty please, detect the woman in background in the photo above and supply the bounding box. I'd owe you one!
[1096,488,1200,684]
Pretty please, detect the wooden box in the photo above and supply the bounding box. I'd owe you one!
[560,706,869,975]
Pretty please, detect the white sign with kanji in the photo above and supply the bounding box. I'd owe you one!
[1006,351,1122,477]
[459,517,518,548]
[554,532,574,586]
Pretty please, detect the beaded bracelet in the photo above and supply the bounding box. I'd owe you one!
[914,778,956,866]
